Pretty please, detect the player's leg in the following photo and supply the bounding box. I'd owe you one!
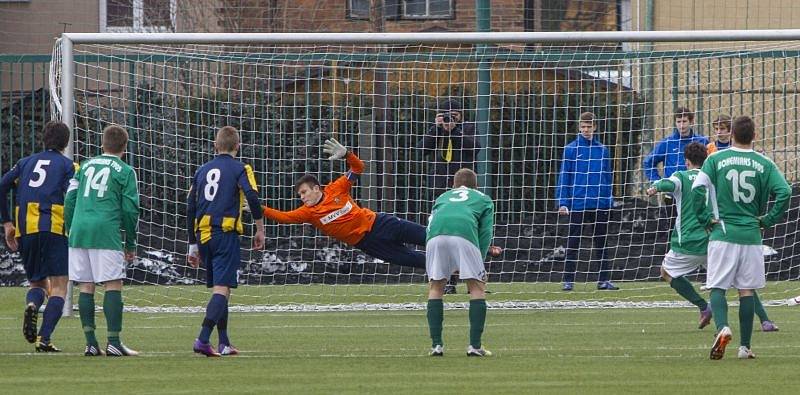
[91,248,137,356]
[356,230,425,270]
[592,210,618,290]
[425,236,455,356]
[706,241,738,359]
[661,251,711,328]
[36,233,69,351]
[753,291,778,331]
[732,244,766,359]
[451,235,491,357]
[562,210,583,290]
[216,233,240,356]
[69,247,103,355]
[19,234,46,343]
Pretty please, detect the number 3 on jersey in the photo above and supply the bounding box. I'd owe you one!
[449,189,469,202]
[83,166,110,198]
[204,168,221,201]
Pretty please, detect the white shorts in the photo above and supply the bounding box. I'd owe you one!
[69,248,126,283]
[661,250,706,278]
[706,240,765,290]
[426,235,486,282]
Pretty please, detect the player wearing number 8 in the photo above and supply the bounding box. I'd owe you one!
[65,124,141,356]
[186,126,265,357]
[0,121,76,352]
[425,168,495,357]
[691,116,791,360]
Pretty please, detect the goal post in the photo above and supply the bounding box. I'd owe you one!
[50,30,800,312]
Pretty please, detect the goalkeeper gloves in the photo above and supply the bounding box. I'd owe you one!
[323,138,348,160]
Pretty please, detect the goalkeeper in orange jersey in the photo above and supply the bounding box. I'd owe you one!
[262,139,428,269]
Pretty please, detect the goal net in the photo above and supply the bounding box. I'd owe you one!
[48,32,800,311]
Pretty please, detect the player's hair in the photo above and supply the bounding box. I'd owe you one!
[43,121,70,151]
[216,126,240,152]
[101,124,128,154]
[675,106,695,121]
[453,168,478,189]
[712,114,732,131]
[732,115,756,145]
[294,174,321,192]
[579,111,596,124]
[684,142,707,167]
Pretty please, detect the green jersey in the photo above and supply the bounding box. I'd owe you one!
[65,154,140,251]
[427,186,494,258]
[691,147,791,245]
[652,169,707,255]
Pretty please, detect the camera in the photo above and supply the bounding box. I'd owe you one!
[441,114,452,123]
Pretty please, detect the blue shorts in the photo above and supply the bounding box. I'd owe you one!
[199,232,241,288]
[19,232,68,282]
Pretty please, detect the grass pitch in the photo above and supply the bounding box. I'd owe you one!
[1,285,800,394]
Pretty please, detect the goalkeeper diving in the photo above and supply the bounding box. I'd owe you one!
[261,138,500,270]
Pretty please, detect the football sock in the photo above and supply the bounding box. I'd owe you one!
[427,299,444,347]
[710,288,728,332]
[104,290,123,346]
[217,302,230,346]
[38,296,64,343]
[739,295,755,348]
[669,276,708,310]
[198,293,226,344]
[753,291,770,323]
[26,287,46,310]
[469,299,487,349]
[79,292,98,346]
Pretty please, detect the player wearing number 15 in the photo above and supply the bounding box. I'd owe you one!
[65,124,140,357]
[187,126,265,357]
[0,121,75,352]
[426,168,495,357]
[691,116,791,360]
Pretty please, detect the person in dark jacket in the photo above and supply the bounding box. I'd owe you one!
[556,112,617,291]
[416,98,481,196]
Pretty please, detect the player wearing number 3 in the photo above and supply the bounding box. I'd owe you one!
[65,125,140,356]
[0,121,76,352]
[425,168,496,357]
[187,126,266,357]
[691,116,791,360]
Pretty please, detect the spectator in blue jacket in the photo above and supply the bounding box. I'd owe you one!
[556,112,617,291]
[643,107,709,183]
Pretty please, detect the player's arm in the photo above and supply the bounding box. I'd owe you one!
[691,161,715,228]
[238,164,265,250]
[647,176,679,195]
[477,198,496,259]
[262,205,311,224]
[759,165,792,228]
[643,141,666,182]
[121,169,140,258]
[185,171,200,265]
[64,164,83,233]
[556,146,574,214]
[0,162,21,251]
[323,138,363,185]
[601,147,614,201]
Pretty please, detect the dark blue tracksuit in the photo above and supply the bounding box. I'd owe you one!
[556,134,614,283]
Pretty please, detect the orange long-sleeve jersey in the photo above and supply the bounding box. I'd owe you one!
[262,152,377,246]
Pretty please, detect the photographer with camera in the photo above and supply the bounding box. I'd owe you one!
[416,98,482,196]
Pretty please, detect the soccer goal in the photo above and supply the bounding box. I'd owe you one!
[49,31,800,312]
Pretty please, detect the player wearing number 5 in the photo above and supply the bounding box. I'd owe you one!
[65,125,140,356]
[692,116,791,360]
[426,168,496,357]
[187,126,265,357]
[0,121,76,352]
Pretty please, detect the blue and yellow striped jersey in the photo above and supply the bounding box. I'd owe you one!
[0,150,77,237]
[186,154,262,244]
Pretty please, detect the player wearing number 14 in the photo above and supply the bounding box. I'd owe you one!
[65,125,140,357]
[691,116,791,360]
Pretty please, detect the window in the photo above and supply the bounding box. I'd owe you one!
[348,0,453,20]
[101,0,175,32]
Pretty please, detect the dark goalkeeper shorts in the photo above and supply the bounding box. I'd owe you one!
[199,232,241,288]
[19,232,69,282]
